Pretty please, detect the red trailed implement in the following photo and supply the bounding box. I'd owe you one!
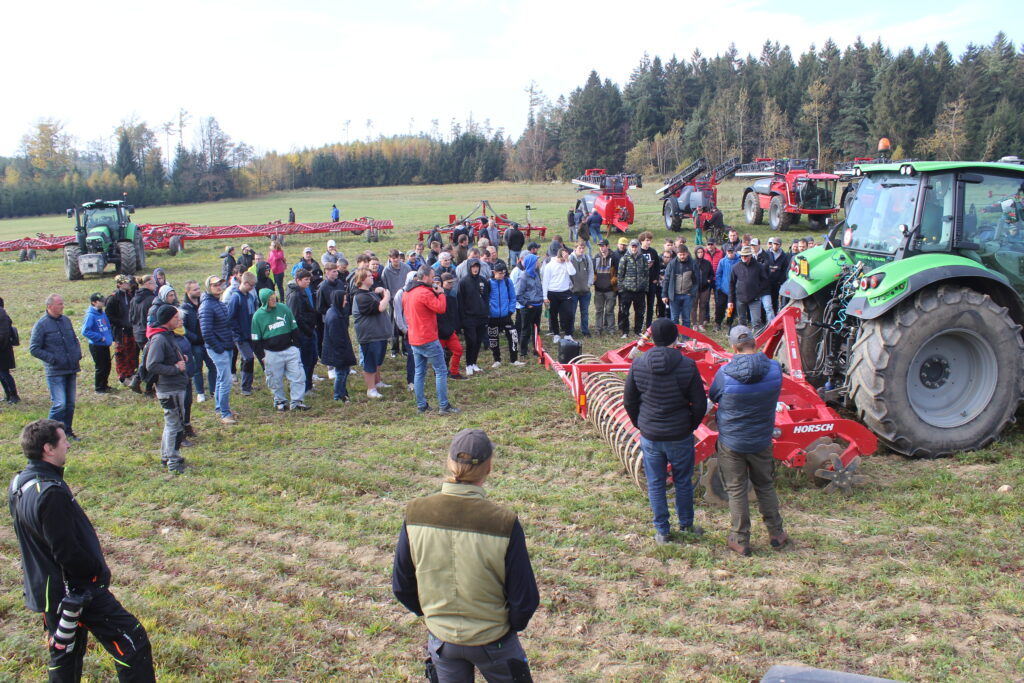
[417,200,548,243]
[535,307,875,502]
[0,218,394,255]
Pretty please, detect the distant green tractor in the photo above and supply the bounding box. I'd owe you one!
[782,158,1024,457]
[64,199,146,280]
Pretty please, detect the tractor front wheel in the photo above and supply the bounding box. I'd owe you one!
[64,245,83,281]
[848,285,1024,457]
[664,199,682,231]
[118,241,138,276]
[769,195,795,231]
[744,192,764,225]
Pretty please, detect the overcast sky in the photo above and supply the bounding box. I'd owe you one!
[3,0,1016,158]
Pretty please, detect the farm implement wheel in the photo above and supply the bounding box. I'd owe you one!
[64,245,83,280]
[769,195,795,230]
[744,192,763,225]
[664,200,682,231]
[814,454,868,495]
[801,437,843,486]
[168,235,183,256]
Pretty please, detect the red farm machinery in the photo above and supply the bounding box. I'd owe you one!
[739,158,841,232]
[536,306,876,502]
[656,157,740,232]
[571,169,642,236]
[417,200,548,243]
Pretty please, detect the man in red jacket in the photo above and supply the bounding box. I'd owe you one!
[405,266,460,415]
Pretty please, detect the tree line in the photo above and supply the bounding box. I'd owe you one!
[1,33,1020,219]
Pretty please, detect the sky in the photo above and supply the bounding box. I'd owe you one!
[2,0,1017,158]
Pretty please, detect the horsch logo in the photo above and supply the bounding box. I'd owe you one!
[793,423,834,434]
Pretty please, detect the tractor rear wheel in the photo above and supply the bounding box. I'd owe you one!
[64,245,83,281]
[118,241,138,276]
[848,285,1024,457]
[769,195,795,231]
[788,296,827,388]
[744,192,763,225]
[664,199,682,231]
[135,233,146,270]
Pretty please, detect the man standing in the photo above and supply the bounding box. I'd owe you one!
[199,275,237,424]
[321,239,343,266]
[393,429,538,681]
[286,269,319,393]
[81,293,114,393]
[29,295,82,440]
[405,266,460,414]
[569,240,594,337]
[708,325,787,556]
[381,249,412,358]
[251,288,308,411]
[541,246,577,344]
[623,319,708,544]
[104,275,137,386]
[504,221,525,267]
[8,418,156,680]
[661,246,697,330]
[129,275,156,393]
[330,204,340,222]
[762,237,790,315]
[638,232,661,329]
[585,208,602,253]
[729,246,769,329]
[593,238,618,336]
[617,239,649,338]
[714,245,738,331]
[219,246,236,282]
[146,305,189,473]
[227,272,259,396]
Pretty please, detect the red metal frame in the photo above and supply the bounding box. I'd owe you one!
[535,306,876,472]
[417,200,548,243]
[0,218,393,254]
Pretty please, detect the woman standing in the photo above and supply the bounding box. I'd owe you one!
[693,246,715,332]
[352,266,393,399]
[322,289,357,402]
[267,239,287,301]
[0,297,19,403]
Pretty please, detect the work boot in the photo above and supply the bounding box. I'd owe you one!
[769,531,790,550]
[727,535,752,557]
[655,533,671,545]
[129,374,142,393]
[679,524,705,539]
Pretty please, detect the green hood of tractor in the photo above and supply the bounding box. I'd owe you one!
[780,245,844,299]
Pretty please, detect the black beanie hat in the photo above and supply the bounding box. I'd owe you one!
[155,304,178,326]
[650,318,678,346]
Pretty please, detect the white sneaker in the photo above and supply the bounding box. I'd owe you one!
[466,365,475,376]
[367,388,383,399]
[512,360,526,366]
[313,374,325,382]
[407,382,415,391]
[492,361,501,369]
[376,381,392,389]
[196,393,207,403]
[472,364,483,373]
[327,368,337,380]
[349,368,358,375]
[564,335,576,343]
[621,333,628,339]
[552,335,561,344]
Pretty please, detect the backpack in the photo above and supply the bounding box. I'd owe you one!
[136,342,154,383]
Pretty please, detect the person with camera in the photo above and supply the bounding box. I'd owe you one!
[393,428,539,681]
[541,246,577,344]
[405,265,460,414]
[8,418,156,681]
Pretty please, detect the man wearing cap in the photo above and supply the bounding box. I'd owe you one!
[238,244,255,271]
[146,304,189,473]
[199,275,237,424]
[321,239,344,266]
[30,295,83,441]
[617,239,649,338]
[81,293,114,393]
[405,265,460,414]
[330,203,340,222]
[393,428,539,681]
[593,238,617,335]
[105,275,137,386]
[708,325,787,556]
[292,247,324,293]
[763,237,790,313]
[624,318,708,544]
[714,245,739,331]
[729,245,769,330]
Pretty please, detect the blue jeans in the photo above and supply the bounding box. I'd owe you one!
[760,293,775,324]
[191,345,217,395]
[669,294,693,328]
[298,333,318,392]
[571,291,591,335]
[641,435,696,535]
[508,249,521,267]
[46,373,77,434]
[332,365,351,400]
[411,340,450,410]
[206,347,233,417]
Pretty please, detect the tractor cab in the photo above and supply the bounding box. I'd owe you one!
[796,176,837,211]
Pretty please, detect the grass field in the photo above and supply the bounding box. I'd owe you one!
[0,182,1022,682]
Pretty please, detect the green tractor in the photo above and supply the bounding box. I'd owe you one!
[64,199,146,280]
[782,158,1024,457]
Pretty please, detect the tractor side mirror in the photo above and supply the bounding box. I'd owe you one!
[126,205,135,214]
[898,224,909,235]
[66,209,74,218]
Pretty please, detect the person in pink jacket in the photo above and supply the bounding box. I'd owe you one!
[267,239,287,300]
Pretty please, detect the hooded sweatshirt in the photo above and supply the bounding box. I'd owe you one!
[708,352,782,452]
[147,284,177,327]
[623,345,707,441]
[456,259,490,326]
[81,305,113,346]
[321,289,357,368]
[515,254,544,308]
[251,288,300,354]
[404,276,447,345]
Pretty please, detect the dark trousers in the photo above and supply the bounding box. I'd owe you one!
[0,368,17,400]
[463,322,487,366]
[273,272,286,301]
[547,289,574,337]
[428,631,531,683]
[644,287,659,329]
[42,589,155,682]
[88,344,111,391]
[714,289,729,326]
[487,315,519,362]
[717,443,784,543]
[619,291,646,334]
[298,332,318,392]
[518,306,542,355]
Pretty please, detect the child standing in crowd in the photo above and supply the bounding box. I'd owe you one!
[81,293,114,393]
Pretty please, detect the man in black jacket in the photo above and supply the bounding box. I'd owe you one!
[128,275,157,393]
[8,419,155,681]
[286,269,319,392]
[146,305,189,473]
[105,275,137,385]
[504,222,525,266]
[729,246,769,329]
[623,318,708,544]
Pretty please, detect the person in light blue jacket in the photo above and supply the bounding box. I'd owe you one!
[486,262,520,367]
[81,293,114,393]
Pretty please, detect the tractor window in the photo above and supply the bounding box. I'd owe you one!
[85,208,118,229]
[963,173,1024,249]
[843,173,917,254]
[797,179,836,210]
[917,173,955,252]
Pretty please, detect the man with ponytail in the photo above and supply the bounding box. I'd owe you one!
[393,428,539,681]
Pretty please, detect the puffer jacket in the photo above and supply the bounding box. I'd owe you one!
[623,345,707,441]
[29,313,82,376]
[198,291,234,353]
[487,277,516,318]
[708,352,782,452]
[617,251,649,293]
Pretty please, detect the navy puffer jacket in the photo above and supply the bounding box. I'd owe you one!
[198,292,234,353]
[708,352,782,452]
[623,345,707,441]
[29,313,82,376]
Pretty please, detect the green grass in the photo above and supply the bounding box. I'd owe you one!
[0,182,1022,681]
